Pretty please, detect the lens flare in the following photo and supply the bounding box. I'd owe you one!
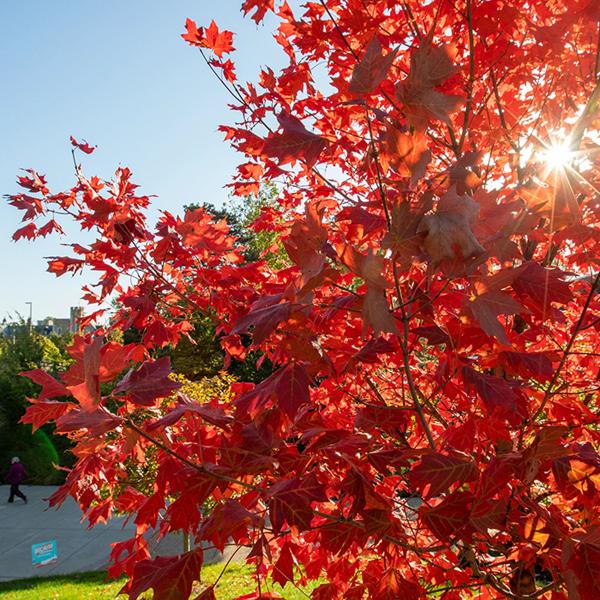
[541,141,574,171]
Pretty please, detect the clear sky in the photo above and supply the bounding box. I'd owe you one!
[0,1,284,322]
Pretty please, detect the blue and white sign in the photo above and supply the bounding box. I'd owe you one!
[31,540,58,566]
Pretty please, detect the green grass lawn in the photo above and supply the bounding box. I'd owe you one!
[0,563,314,599]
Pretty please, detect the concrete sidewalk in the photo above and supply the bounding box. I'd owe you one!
[0,486,245,583]
[0,485,140,582]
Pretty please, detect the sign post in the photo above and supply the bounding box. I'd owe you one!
[31,541,58,567]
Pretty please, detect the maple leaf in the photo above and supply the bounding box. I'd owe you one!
[263,113,327,168]
[17,169,48,194]
[66,337,103,412]
[499,351,553,382]
[37,219,64,237]
[234,362,310,419]
[470,496,508,534]
[525,426,570,461]
[20,399,75,432]
[203,20,234,58]
[411,325,450,345]
[511,261,573,312]
[181,18,203,46]
[416,189,484,264]
[421,491,475,541]
[362,287,399,335]
[268,473,327,533]
[242,0,274,23]
[467,290,525,345]
[410,41,460,87]
[355,405,409,435]
[114,356,181,406]
[462,366,524,425]
[374,569,423,600]
[410,452,477,498]
[319,521,362,555]
[19,369,70,400]
[397,41,463,126]
[47,256,84,275]
[148,396,233,430]
[403,86,464,126]
[135,493,166,529]
[8,193,44,220]
[12,222,37,241]
[125,549,203,600]
[382,126,431,186]
[199,499,260,551]
[350,337,396,366]
[566,531,600,600]
[165,472,219,531]
[70,135,96,154]
[311,584,341,600]
[232,298,292,344]
[341,468,389,513]
[349,37,398,96]
[99,342,144,382]
[382,196,431,268]
[273,542,295,587]
[55,406,123,436]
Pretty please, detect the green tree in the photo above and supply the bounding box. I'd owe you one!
[0,323,72,484]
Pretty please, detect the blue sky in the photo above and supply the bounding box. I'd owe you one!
[0,1,285,321]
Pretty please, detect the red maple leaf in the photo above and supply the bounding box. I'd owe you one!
[8,194,44,220]
[242,0,274,23]
[410,452,477,498]
[19,369,70,400]
[114,356,181,406]
[66,337,103,412]
[273,542,295,587]
[148,396,232,430]
[349,37,398,96]
[232,298,292,344]
[70,135,96,154]
[467,290,525,345]
[511,261,573,312]
[499,351,553,382]
[181,18,203,46]
[268,474,327,533]
[20,399,75,432]
[421,491,475,542]
[567,530,600,600]
[203,20,234,58]
[462,366,525,425]
[263,113,327,168]
[374,569,423,600]
[234,362,310,419]
[55,406,122,436]
[12,222,37,241]
[125,549,203,600]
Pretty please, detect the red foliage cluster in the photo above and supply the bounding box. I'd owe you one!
[9,1,600,598]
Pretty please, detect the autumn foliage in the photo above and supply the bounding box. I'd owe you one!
[8,1,600,598]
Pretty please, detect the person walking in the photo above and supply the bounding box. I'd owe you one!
[6,456,27,504]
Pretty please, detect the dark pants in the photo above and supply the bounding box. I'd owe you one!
[8,484,26,503]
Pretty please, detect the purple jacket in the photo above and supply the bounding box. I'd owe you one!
[7,463,26,485]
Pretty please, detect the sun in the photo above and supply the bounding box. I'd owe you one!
[541,140,575,171]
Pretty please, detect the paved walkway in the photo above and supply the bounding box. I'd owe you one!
[0,486,243,583]
[0,485,140,581]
